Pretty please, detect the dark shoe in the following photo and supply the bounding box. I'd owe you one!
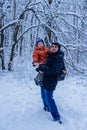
[43,107,50,112]
[58,120,62,124]
[53,118,62,124]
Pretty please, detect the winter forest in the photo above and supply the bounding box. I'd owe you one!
[0,0,87,130]
[0,0,87,73]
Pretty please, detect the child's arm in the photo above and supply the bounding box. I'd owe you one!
[32,49,39,63]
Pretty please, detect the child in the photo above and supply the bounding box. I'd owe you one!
[32,38,51,86]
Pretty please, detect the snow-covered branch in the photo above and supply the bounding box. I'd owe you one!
[57,13,87,27]
[58,16,87,35]
[0,47,3,51]
[0,20,20,32]
[17,24,43,42]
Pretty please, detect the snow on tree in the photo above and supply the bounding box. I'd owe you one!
[0,0,87,75]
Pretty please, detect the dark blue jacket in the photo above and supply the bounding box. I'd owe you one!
[38,50,65,91]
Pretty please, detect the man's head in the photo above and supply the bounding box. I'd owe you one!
[51,42,61,53]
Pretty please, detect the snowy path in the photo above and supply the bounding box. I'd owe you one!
[0,72,87,130]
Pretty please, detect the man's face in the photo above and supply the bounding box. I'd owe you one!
[51,44,59,53]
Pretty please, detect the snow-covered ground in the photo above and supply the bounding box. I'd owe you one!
[0,71,87,130]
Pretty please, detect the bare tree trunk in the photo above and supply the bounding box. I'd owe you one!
[0,19,5,70]
[13,0,16,20]
[44,0,53,45]
[73,0,80,63]
[8,24,20,71]
[8,0,23,71]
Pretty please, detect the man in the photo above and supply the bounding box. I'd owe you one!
[38,42,66,124]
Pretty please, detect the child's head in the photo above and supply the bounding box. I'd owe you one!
[36,38,44,48]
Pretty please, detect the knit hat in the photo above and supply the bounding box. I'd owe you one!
[51,42,61,50]
[35,38,44,46]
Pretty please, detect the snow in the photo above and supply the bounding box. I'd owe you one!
[0,72,87,130]
[0,20,20,32]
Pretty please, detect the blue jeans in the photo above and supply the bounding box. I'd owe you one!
[41,87,60,120]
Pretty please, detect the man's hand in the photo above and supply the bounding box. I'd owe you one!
[63,70,67,74]
[33,62,39,67]
[39,71,43,74]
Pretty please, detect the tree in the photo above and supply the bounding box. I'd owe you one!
[0,0,87,74]
[0,1,5,70]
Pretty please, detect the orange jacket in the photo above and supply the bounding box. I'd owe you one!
[32,46,51,63]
